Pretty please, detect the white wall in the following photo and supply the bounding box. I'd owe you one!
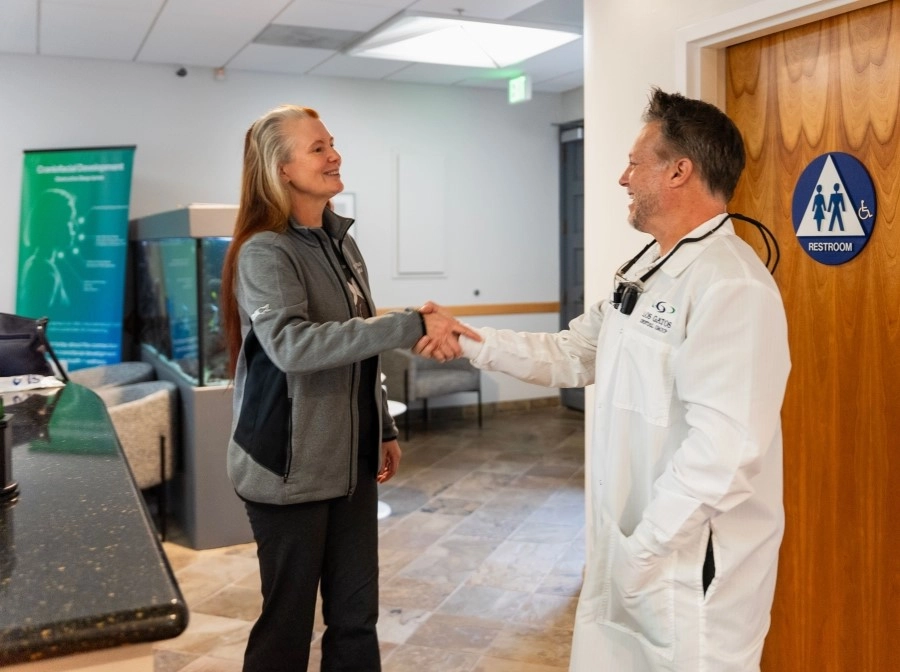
[562,87,584,124]
[581,0,865,542]
[583,0,870,401]
[0,53,581,403]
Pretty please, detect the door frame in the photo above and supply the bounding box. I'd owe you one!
[676,0,881,102]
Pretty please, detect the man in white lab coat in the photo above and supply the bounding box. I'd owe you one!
[419,88,791,671]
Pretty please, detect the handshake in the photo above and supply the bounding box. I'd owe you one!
[415,301,481,362]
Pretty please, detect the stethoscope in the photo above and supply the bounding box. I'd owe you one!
[611,213,779,316]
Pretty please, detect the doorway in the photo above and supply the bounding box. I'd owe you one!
[559,121,584,412]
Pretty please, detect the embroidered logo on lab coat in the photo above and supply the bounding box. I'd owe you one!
[638,302,676,334]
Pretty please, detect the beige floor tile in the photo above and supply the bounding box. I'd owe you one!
[378,510,462,549]
[485,624,572,667]
[378,547,423,580]
[469,540,570,592]
[155,612,253,656]
[383,644,480,672]
[512,592,579,630]
[436,584,530,624]
[472,657,567,672]
[396,535,498,586]
[174,553,260,589]
[509,520,582,545]
[153,649,200,672]
[191,584,262,622]
[406,613,502,653]
[155,406,585,672]
[380,575,459,611]
[377,605,431,644]
[438,471,517,501]
[178,656,244,671]
[535,571,583,597]
[393,466,475,497]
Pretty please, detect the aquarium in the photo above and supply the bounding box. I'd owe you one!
[130,205,236,386]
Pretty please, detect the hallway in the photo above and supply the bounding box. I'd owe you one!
[155,404,585,671]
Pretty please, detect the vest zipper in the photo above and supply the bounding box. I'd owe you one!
[316,233,358,497]
[283,397,293,482]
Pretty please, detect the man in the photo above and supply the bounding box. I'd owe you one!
[420,88,791,671]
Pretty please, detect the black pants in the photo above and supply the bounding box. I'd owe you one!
[242,460,380,672]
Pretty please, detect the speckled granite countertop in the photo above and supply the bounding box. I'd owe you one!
[0,383,188,665]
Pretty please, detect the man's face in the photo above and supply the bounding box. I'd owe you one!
[619,122,670,234]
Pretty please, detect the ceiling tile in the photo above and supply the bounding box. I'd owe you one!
[6,0,583,91]
[137,0,287,67]
[512,0,582,28]
[385,62,508,86]
[307,53,412,79]
[532,69,583,92]
[0,0,37,55]
[41,0,163,60]
[275,0,400,32]
[227,43,335,76]
[513,38,583,78]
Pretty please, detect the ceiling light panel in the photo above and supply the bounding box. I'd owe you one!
[347,13,580,69]
[408,0,546,21]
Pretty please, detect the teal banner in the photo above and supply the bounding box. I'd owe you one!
[16,146,136,371]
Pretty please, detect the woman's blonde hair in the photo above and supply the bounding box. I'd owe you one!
[220,105,320,377]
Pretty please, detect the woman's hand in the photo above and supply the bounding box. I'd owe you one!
[416,301,481,360]
[377,439,402,483]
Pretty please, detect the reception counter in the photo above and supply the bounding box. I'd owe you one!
[0,382,188,668]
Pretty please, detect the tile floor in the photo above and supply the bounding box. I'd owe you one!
[155,404,586,672]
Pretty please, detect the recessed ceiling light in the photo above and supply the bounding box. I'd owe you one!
[345,12,580,69]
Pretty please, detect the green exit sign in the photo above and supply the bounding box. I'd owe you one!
[508,75,532,104]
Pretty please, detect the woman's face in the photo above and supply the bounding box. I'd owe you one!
[279,116,343,201]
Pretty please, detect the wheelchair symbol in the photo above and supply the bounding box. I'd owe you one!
[858,200,873,220]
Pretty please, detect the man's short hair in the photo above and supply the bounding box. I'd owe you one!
[642,87,746,201]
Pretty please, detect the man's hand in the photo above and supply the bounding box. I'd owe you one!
[416,302,481,361]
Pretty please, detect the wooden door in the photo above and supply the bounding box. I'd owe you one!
[726,2,899,670]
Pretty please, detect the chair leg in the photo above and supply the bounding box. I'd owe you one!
[477,389,482,428]
[423,399,429,430]
[158,434,167,542]
[403,376,410,441]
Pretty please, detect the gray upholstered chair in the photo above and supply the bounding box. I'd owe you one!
[381,349,482,440]
[95,380,177,539]
[67,361,155,390]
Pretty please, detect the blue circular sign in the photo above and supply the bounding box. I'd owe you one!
[791,152,876,265]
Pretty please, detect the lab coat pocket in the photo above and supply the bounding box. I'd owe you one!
[604,525,675,661]
[613,330,674,426]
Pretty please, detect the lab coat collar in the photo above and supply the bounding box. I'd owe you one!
[657,213,733,278]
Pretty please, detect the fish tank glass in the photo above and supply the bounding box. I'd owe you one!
[130,205,235,387]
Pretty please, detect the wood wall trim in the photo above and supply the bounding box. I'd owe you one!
[376,302,560,317]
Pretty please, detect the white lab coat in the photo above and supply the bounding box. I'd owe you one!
[462,217,791,672]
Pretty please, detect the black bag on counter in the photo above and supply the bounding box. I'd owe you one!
[0,313,69,381]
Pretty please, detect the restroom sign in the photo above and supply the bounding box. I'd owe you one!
[791,152,876,265]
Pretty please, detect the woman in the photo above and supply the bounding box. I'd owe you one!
[220,104,475,671]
